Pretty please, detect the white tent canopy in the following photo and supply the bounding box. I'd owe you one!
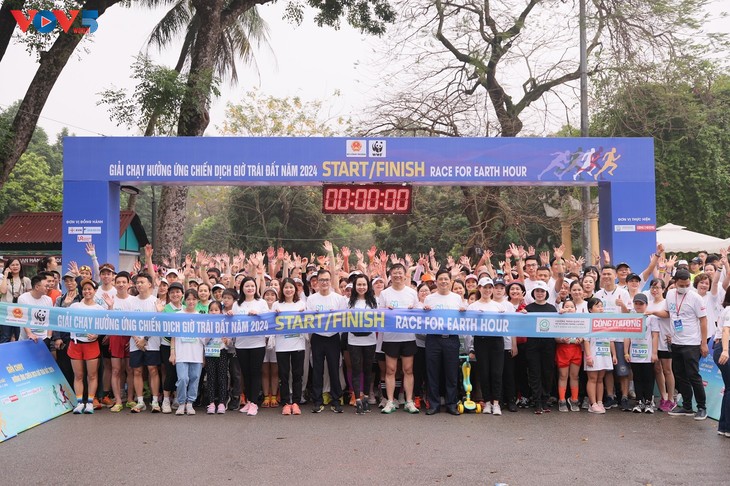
[656,223,728,253]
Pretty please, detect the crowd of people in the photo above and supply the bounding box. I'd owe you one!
[1,241,728,437]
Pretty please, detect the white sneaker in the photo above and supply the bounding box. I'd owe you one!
[175,404,185,415]
[378,397,388,409]
[185,403,195,415]
[482,402,492,414]
[381,400,397,414]
[161,401,172,414]
[72,402,84,414]
[404,401,420,414]
[492,403,502,416]
[83,402,94,414]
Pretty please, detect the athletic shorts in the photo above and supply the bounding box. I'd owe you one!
[263,347,277,363]
[382,340,417,358]
[100,339,112,359]
[129,350,162,368]
[68,341,100,361]
[109,335,129,359]
[613,342,630,377]
[657,350,672,360]
[555,343,583,367]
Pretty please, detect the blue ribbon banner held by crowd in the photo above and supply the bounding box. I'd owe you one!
[0,303,644,339]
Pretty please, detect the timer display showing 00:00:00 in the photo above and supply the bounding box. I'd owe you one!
[322,185,412,214]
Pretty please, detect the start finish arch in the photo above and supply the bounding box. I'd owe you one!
[63,137,656,269]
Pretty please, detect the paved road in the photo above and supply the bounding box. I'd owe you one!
[3,404,728,485]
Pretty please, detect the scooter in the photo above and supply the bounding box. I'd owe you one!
[458,355,481,414]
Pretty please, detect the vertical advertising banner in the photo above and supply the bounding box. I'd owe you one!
[700,341,725,421]
[0,341,76,443]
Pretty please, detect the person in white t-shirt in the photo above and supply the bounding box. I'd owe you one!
[106,271,137,412]
[468,277,506,416]
[594,265,630,410]
[423,269,466,416]
[170,288,205,415]
[232,276,270,417]
[348,274,378,414]
[712,287,730,436]
[18,274,53,346]
[647,269,709,419]
[306,269,348,413]
[68,279,105,414]
[274,278,307,416]
[128,273,164,413]
[378,263,420,414]
[646,278,675,412]
[624,293,659,413]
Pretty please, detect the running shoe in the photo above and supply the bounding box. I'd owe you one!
[668,405,694,416]
[151,402,161,413]
[110,403,123,413]
[217,404,226,414]
[482,402,492,414]
[186,403,196,415]
[620,396,631,412]
[581,397,590,410]
[413,396,422,409]
[569,399,580,412]
[131,402,147,413]
[381,400,397,414]
[92,398,103,410]
[282,404,292,415]
[175,405,185,415]
[73,402,85,414]
[246,403,258,416]
[558,400,569,413]
[378,397,389,409]
[207,403,216,414]
[331,402,343,413]
[362,400,371,413]
[632,401,644,413]
[644,402,655,414]
[694,408,707,421]
[312,404,325,413]
[125,401,137,409]
[604,396,617,409]
[355,399,364,415]
[240,402,251,414]
[161,401,172,414]
[83,402,94,414]
[404,400,420,414]
[101,396,114,407]
[291,403,301,415]
[492,403,502,416]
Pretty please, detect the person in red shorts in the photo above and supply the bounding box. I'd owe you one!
[68,279,105,414]
[555,299,583,412]
[106,272,137,412]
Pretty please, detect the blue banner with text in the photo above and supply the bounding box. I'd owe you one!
[0,302,645,339]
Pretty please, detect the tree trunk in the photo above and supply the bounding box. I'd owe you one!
[0,0,121,188]
[0,0,25,63]
[154,0,224,260]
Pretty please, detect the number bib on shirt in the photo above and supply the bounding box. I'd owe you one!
[631,344,649,360]
[595,342,610,357]
[673,319,684,333]
[204,344,221,358]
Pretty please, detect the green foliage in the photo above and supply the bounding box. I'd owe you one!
[220,89,349,136]
[10,0,88,58]
[284,0,396,35]
[97,56,191,135]
[0,152,62,221]
[592,74,730,238]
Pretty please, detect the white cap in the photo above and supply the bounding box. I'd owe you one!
[466,274,479,282]
[345,283,353,289]
[531,280,550,298]
[677,260,689,266]
[165,269,178,277]
[477,277,494,287]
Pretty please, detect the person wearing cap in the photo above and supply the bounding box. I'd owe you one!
[211,283,225,301]
[616,262,632,288]
[68,279,105,414]
[423,269,467,416]
[306,268,348,413]
[464,274,478,293]
[94,263,117,408]
[52,272,81,387]
[689,257,702,282]
[160,281,185,413]
[524,280,558,414]
[492,277,519,412]
[594,265,631,410]
[378,263,420,414]
[165,268,180,284]
[625,273,644,307]
[261,287,280,408]
[647,268,709,419]
[469,277,507,415]
[624,293,659,413]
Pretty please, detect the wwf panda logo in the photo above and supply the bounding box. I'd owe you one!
[369,140,386,157]
[33,308,49,325]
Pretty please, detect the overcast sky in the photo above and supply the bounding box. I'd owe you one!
[0,1,727,140]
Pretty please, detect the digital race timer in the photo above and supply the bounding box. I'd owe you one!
[322,184,412,214]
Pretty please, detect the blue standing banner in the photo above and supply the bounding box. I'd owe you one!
[0,341,76,443]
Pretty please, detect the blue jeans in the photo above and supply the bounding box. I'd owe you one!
[712,345,730,432]
[175,362,202,405]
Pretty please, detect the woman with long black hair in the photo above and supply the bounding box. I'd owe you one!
[347,274,378,414]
